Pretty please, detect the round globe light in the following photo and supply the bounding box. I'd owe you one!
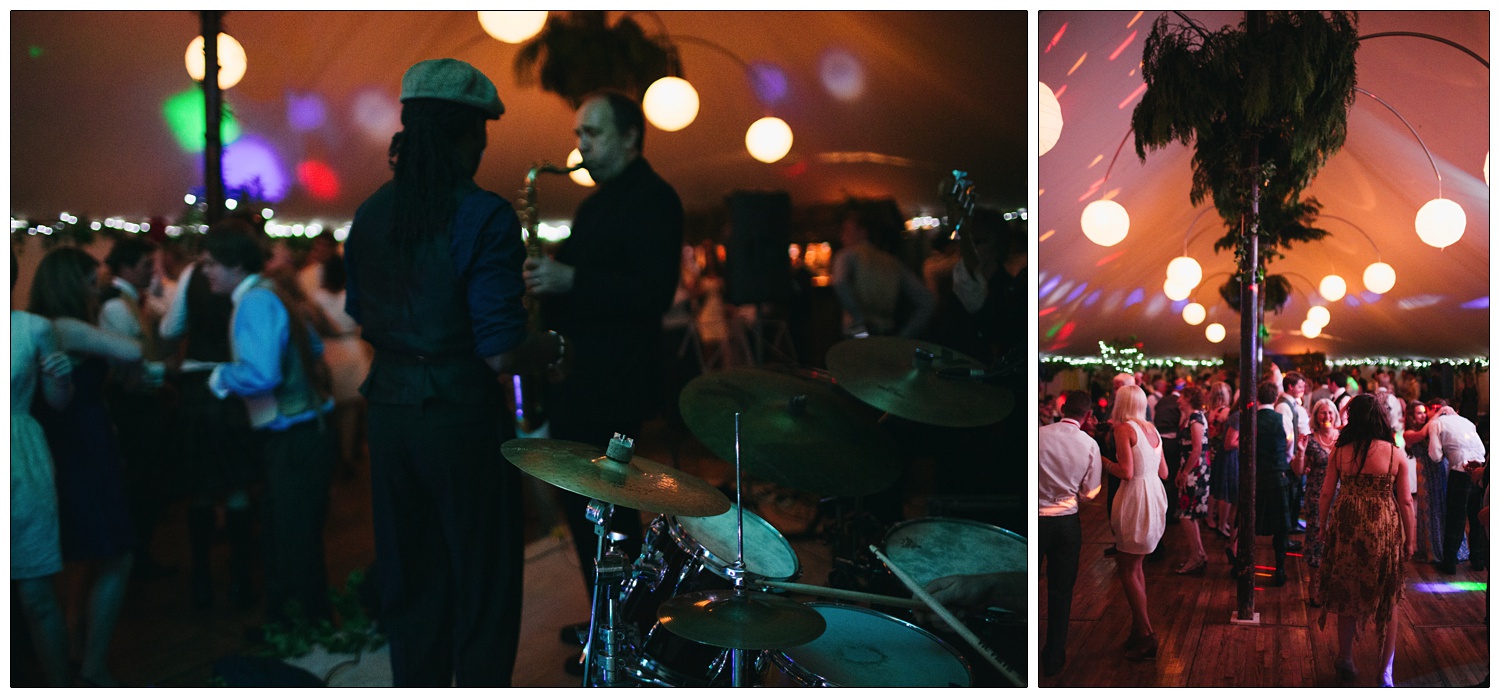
[1301,319,1322,339]
[1206,323,1226,344]
[1080,199,1129,247]
[1166,256,1203,289]
[1415,198,1466,249]
[1038,82,1063,156]
[1164,278,1191,301]
[477,11,548,44]
[643,77,700,132]
[745,117,794,163]
[185,33,248,90]
[1306,305,1330,327]
[1182,302,1206,325]
[1319,274,1347,302]
[1363,262,1396,295]
[566,149,594,187]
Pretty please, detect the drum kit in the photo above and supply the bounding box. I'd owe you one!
[502,337,1023,687]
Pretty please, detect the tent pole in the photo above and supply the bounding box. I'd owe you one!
[202,10,225,225]
[1234,9,1264,624]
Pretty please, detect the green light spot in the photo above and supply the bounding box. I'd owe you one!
[1451,581,1488,592]
[163,87,241,153]
[29,45,44,59]
[1045,321,1063,340]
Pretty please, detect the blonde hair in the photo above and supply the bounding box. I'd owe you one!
[1311,397,1339,431]
[1111,384,1148,427]
[1209,381,1232,411]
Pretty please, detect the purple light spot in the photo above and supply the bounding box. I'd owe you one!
[1039,275,1061,298]
[222,135,289,202]
[1461,296,1489,309]
[1344,294,1361,307]
[1065,283,1087,303]
[1083,290,1101,308]
[287,92,328,132]
[1124,288,1144,308]
[351,87,401,140]
[1170,299,1188,313]
[748,61,789,105]
[1359,291,1381,304]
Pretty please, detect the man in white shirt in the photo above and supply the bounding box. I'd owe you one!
[1275,372,1311,534]
[1038,390,1102,676]
[1427,404,1489,574]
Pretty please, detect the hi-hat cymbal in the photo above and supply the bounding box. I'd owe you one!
[826,337,1012,427]
[501,439,730,517]
[679,367,901,496]
[657,589,827,650]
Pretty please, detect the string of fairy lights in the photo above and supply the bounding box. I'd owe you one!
[1043,342,1488,374]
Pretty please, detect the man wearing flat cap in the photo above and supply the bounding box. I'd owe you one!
[523,90,685,667]
[344,58,568,687]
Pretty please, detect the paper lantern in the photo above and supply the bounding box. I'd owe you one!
[185,33,247,90]
[477,11,547,44]
[1038,82,1063,156]
[1363,262,1395,295]
[1319,274,1347,302]
[1166,256,1203,289]
[566,149,594,187]
[1182,302,1206,325]
[1301,319,1322,339]
[746,117,793,163]
[1306,305,1330,327]
[1164,278,1191,301]
[1080,199,1128,247]
[1415,198,1466,249]
[1206,323,1226,343]
[643,77,699,132]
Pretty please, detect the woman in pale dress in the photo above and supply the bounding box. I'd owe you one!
[1102,384,1168,660]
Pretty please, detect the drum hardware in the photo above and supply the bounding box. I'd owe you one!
[870,545,1022,687]
[826,337,1013,427]
[581,499,633,687]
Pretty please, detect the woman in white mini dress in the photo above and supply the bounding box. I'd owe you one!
[1104,384,1168,661]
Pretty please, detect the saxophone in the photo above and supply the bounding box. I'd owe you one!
[513,162,581,433]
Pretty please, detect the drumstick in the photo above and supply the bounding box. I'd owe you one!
[757,580,925,610]
[870,545,1023,688]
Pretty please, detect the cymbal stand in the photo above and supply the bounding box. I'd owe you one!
[727,412,751,688]
[582,434,642,688]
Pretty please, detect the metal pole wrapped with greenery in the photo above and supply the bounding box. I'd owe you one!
[1129,10,1360,620]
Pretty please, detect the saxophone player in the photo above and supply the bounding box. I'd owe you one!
[523,89,685,671]
[344,58,569,687]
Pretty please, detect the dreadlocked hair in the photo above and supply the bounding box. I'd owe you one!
[388,98,488,250]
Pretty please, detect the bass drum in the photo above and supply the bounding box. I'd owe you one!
[621,504,799,686]
[761,603,972,687]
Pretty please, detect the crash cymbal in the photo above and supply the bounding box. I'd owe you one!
[679,367,901,496]
[657,589,827,650]
[825,337,1012,427]
[501,438,730,517]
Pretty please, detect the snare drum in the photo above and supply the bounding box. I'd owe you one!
[621,505,799,686]
[881,517,1026,587]
[762,603,972,687]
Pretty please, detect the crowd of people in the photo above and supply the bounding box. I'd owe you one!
[1037,362,1489,685]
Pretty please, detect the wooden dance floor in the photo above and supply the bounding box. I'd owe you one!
[1040,493,1490,687]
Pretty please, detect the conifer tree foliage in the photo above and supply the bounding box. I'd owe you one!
[1132,11,1360,290]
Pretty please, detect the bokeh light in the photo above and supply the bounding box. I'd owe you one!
[567,149,595,187]
[1415,198,1466,249]
[296,160,341,201]
[748,61,790,105]
[1319,274,1347,302]
[351,87,401,141]
[642,77,699,132]
[222,135,288,202]
[819,48,865,101]
[163,87,241,152]
[1182,302,1206,325]
[477,10,548,43]
[185,32,248,90]
[746,117,794,163]
[287,92,328,132]
[1206,323,1226,343]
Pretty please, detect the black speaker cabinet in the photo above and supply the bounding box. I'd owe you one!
[723,190,792,305]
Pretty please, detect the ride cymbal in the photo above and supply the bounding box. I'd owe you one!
[679,367,901,496]
[501,438,730,517]
[825,337,1012,427]
[657,589,827,650]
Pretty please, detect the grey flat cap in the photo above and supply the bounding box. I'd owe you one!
[400,58,504,119]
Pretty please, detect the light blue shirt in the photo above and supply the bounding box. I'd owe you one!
[209,274,332,431]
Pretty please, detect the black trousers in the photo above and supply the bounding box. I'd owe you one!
[1039,513,1082,663]
[260,419,334,624]
[369,400,524,687]
[1161,437,1182,520]
[1444,470,1489,567]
